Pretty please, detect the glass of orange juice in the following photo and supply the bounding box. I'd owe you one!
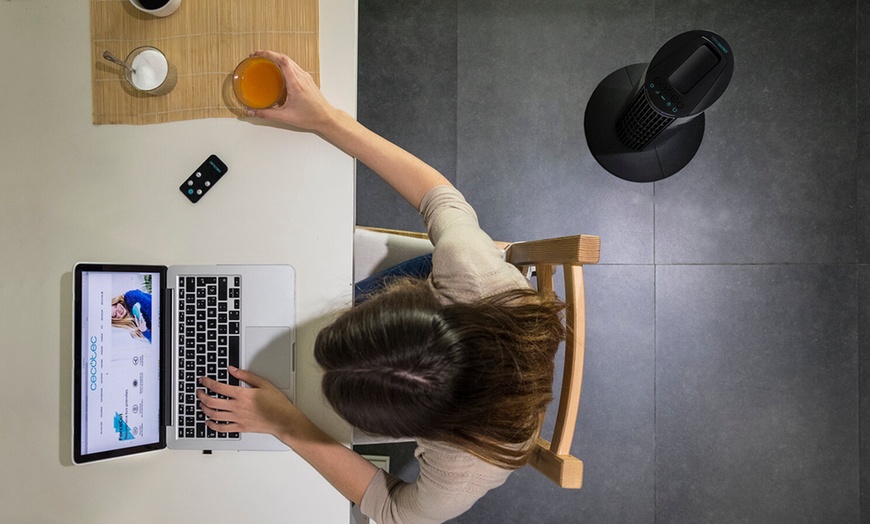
[232,56,286,110]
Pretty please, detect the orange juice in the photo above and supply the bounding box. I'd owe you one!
[232,57,285,109]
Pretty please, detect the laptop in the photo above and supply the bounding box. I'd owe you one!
[72,263,296,464]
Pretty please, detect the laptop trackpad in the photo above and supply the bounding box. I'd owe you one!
[245,327,293,389]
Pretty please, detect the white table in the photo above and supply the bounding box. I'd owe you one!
[0,1,357,522]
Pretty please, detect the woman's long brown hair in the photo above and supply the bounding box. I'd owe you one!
[314,278,565,469]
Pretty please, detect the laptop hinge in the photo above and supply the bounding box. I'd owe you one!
[163,285,174,428]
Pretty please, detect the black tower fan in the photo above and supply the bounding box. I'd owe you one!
[584,30,735,182]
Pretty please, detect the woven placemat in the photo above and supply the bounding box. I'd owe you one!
[90,0,319,125]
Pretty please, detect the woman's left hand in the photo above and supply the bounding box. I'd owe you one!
[197,367,299,440]
[202,369,380,506]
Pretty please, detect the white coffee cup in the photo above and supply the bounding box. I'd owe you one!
[128,0,181,17]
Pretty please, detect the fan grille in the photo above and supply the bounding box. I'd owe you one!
[616,90,675,151]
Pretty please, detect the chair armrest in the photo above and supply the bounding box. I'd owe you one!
[505,235,600,267]
[528,438,584,489]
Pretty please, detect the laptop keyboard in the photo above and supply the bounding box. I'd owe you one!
[176,275,241,439]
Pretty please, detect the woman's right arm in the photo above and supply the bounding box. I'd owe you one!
[248,50,451,210]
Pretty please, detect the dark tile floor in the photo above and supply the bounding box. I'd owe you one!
[356,1,867,522]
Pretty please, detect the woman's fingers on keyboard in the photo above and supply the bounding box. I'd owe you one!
[199,376,239,398]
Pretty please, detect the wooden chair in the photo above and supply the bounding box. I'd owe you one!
[353,227,600,489]
[504,234,599,489]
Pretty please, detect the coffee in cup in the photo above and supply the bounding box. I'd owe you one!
[128,0,181,17]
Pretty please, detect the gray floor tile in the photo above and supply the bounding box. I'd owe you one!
[356,0,458,232]
[653,0,856,264]
[859,266,870,522]
[656,265,859,523]
[859,1,870,263]
[655,0,855,124]
[654,110,855,264]
[860,118,870,264]
[456,0,656,264]
[459,265,655,523]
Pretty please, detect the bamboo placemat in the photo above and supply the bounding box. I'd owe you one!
[90,0,319,125]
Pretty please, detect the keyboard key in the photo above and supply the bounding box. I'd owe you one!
[228,336,240,385]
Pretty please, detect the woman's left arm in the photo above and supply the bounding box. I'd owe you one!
[198,367,379,505]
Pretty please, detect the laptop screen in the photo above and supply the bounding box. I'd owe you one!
[73,264,167,463]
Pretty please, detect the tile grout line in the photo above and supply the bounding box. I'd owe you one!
[855,2,864,516]
[652,10,659,523]
[652,178,658,524]
[595,262,870,267]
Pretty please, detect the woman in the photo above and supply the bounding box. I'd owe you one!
[111,290,152,342]
[198,50,565,523]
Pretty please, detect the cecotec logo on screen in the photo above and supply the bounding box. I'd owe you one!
[89,336,98,391]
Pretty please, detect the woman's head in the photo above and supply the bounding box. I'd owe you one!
[111,298,129,319]
[314,279,565,468]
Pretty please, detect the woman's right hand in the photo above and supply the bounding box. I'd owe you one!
[245,50,337,133]
[198,366,301,441]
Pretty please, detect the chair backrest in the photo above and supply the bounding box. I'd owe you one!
[504,235,600,489]
[353,226,435,281]
[354,227,601,488]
